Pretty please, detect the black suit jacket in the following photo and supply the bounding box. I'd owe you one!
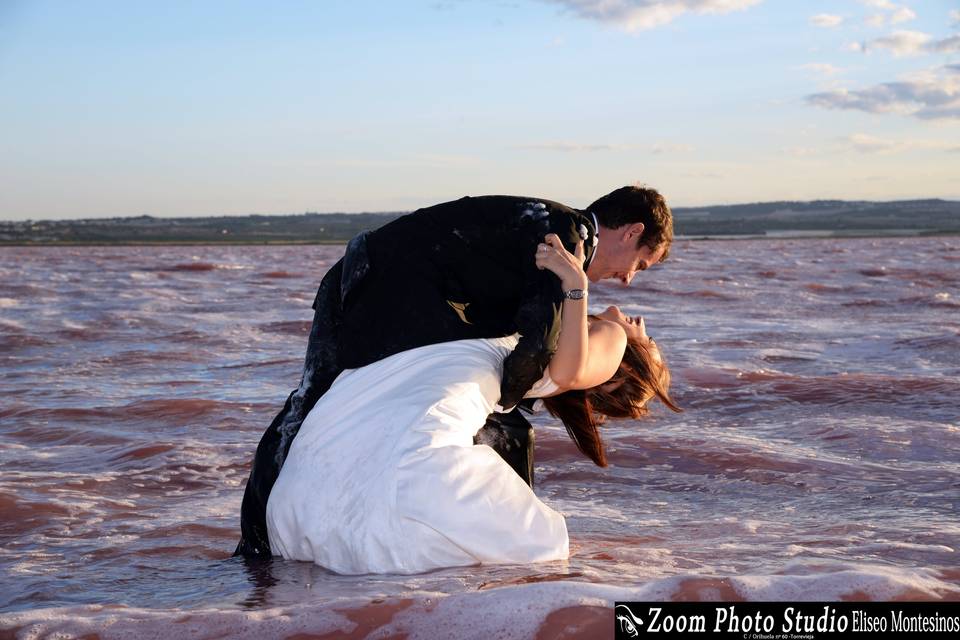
[235,195,597,556]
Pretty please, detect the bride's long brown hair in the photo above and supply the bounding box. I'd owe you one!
[541,326,681,467]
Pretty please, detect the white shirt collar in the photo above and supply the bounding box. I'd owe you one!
[584,210,599,271]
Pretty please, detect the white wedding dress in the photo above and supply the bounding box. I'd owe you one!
[265,335,569,575]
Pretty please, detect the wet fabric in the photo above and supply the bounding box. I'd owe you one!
[265,336,568,574]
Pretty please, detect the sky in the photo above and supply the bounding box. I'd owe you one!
[1,0,958,220]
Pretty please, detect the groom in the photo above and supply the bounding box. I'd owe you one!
[235,185,674,557]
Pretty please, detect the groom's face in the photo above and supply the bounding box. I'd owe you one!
[586,223,665,285]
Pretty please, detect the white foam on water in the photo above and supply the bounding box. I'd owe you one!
[4,569,956,640]
[0,601,357,640]
[372,582,669,640]
[555,501,632,522]
[712,516,772,536]
[741,520,766,534]
[0,317,25,330]
[858,541,955,553]
[730,562,958,601]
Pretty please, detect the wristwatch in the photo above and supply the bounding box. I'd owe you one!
[563,288,587,300]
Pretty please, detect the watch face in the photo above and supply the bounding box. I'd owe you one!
[566,289,585,300]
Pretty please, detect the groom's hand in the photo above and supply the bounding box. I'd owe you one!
[535,234,588,291]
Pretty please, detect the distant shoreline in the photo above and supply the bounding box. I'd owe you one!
[4,199,959,245]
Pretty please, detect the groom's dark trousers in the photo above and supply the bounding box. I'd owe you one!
[235,195,598,557]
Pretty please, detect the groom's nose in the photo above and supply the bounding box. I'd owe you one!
[621,270,636,285]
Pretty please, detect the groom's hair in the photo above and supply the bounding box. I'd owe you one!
[587,184,674,261]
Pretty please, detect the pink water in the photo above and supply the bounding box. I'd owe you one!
[1,237,958,638]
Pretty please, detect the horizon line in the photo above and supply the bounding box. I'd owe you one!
[4,195,960,224]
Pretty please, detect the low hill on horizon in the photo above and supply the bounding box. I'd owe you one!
[671,198,960,237]
[3,198,958,245]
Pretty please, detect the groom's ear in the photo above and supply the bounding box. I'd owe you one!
[622,223,645,245]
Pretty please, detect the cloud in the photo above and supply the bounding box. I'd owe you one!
[889,7,916,24]
[545,0,762,31]
[848,30,959,56]
[951,9,960,27]
[858,0,916,26]
[806,66,960,120]
[810,14,843,28]
[929,35,960,54]
[860,30,931,56]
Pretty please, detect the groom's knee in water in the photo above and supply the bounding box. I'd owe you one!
[473,408,535,488]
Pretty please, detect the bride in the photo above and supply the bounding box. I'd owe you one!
[266,234,679,574]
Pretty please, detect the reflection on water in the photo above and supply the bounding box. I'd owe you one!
[1,238,958,635]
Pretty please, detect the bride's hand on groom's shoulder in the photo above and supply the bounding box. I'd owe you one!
[535,233,588,291]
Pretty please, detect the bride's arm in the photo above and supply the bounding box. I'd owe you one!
[535,234,627,391]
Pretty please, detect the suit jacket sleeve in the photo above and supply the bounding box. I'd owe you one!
[498,211,582,410]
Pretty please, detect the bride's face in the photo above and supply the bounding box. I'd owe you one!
[596,305,661,363]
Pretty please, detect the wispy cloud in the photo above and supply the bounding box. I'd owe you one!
[951,9,960,27]
[544,0,762,32]
[929,35,960,54]
[651,142,695,154]
[890,7,916,24]
[785,133,960,156]
[848,30,960,56]
[517,141,694,154]
[518,142,631,152]
[810,14,843,28]
[841,133,960,154]
[858,0,916,24]
[843,133,902,153]
[858,30,929,55]
[806,65,960,120]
